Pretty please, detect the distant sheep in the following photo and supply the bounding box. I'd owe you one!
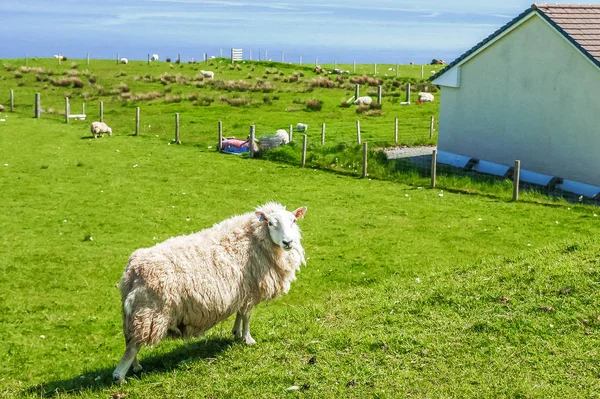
[151,54,159,61]
[296,123,308,132]
[354,96,373,106]
[333,68,342,74]
[275,129,290,144]
[0,104,4,112]
[315,65,323,74]
[418,92,435,102]
[90,121,112,138]
[54,54,67,61]
[112,202,308,384]
[200,70,215,79]
[120,58,128,64]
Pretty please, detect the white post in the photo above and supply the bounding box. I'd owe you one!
[374,63,377,75]
[299,55,302,66]
[356,120,361,144]
[353,60,356,73]
[421,65,424,79]
[396,64,399,78]
[321,123,325,145]
[394,118,398,143]
[281,51,284,63]
[289,124,293,143]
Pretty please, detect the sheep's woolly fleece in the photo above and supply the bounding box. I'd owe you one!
[119,202,306,346]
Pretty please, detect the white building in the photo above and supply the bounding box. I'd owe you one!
[432,4,600,197]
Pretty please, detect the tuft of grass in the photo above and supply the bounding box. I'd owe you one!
[305,98,322,111]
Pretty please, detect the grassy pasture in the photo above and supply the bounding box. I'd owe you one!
[0,58,439,148]
[1,59,600,398]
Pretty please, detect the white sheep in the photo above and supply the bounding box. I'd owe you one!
[54,54,67,61]
[354,96,373,106]
[200,70,215,79]
[120,58,128,64]
[90,121,112,138]
[296,123,308,132]
[151,54,159,61]
[112,202,308,384]
[275,129,290,144]
[418,92,435,102]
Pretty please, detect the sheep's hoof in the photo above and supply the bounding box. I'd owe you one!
[113,374,126,386]
[132,364,142,373]
[243,336,256,345]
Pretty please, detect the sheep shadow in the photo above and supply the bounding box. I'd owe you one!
[25,336,235,397]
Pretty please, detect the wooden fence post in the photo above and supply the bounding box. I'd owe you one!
[377,85,382,104]
[218,120,223,151]
[301,134,307,167]
[249,125,255,158]
[177,53,181,63]
[34,93,40,119]
[100,101,104,122]
[135,107,140,136]
[289,124,293,143]
[431,149,437,188]
[356,120,361,144]
[10,89,14,112]
[147,53,150,65]
[321,122,325,145]
[406,83,411,103]
[430,116,435,139]
[394,117,398,143]
[362,142,368,178]
[513,160,521,201]
[64,97,68,123]
[175,113,181,144]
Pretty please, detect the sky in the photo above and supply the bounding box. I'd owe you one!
[0,1,590,64]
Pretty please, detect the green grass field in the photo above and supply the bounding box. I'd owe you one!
[2,59,600,398]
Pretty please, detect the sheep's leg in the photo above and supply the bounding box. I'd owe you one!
[232,312,243,339]
[132,357,142,373]
[113,342,141,385]
[241,310,256,345]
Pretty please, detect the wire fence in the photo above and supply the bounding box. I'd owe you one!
[7,87,597,206]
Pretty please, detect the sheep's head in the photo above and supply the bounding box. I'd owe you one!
[256,206,307,251]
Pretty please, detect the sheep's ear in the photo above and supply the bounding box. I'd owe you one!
[293,206,307,219]
[255,211,268,222]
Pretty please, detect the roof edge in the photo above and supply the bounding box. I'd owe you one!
[533,5,600,71]
[430,6,536,82]
[431,3,600,83]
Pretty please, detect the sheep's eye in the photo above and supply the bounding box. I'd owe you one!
[268,221,273,227]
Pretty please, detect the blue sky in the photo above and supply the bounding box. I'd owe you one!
[0,1,589,63]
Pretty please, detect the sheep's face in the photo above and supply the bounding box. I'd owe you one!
[256,207,307,251]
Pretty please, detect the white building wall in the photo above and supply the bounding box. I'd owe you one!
[438,14,600,186]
